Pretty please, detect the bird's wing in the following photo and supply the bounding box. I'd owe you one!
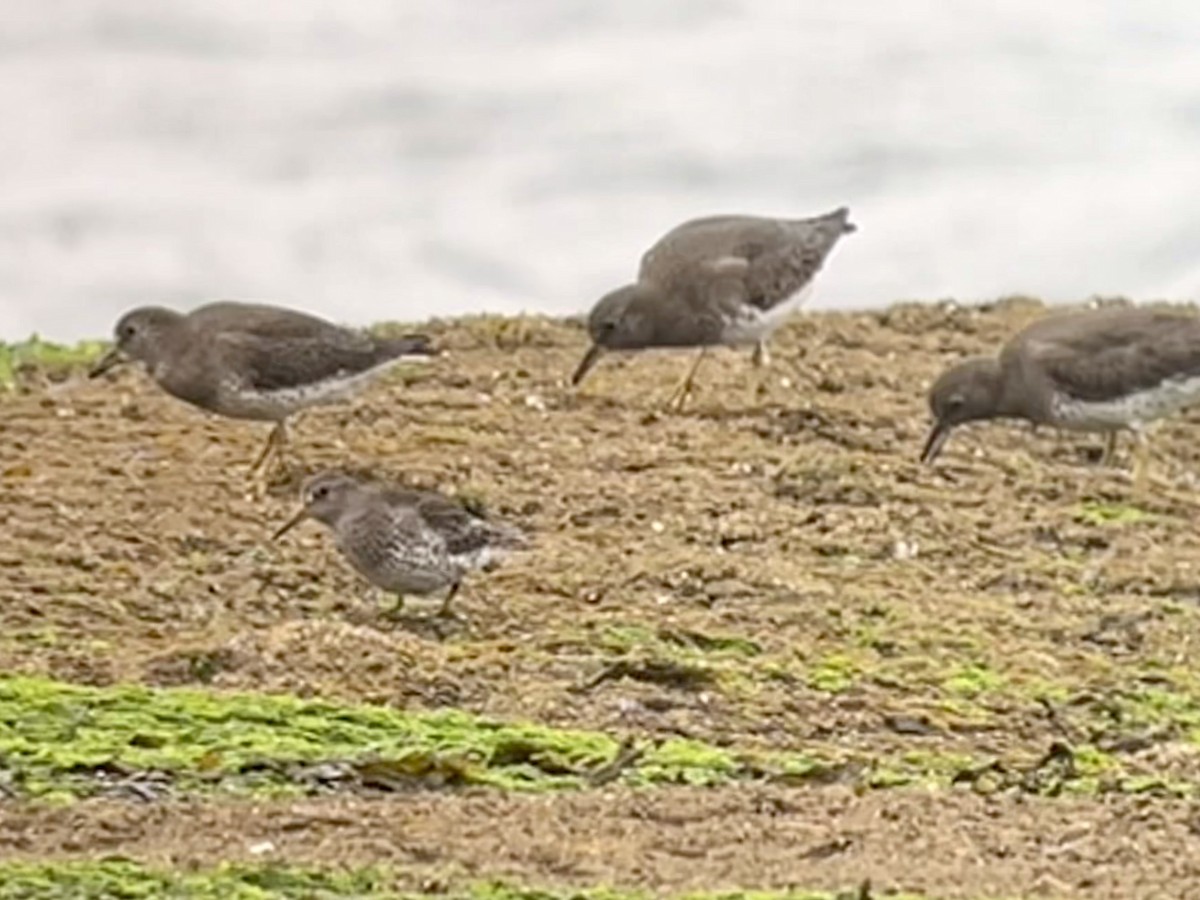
[341,501,442,576]
[214,330,395,393]
[731,211,854,312]
[638,216,754,285]
[372,488,490,557]
[189,301,352,339]
[1017,310,1200,402]
[640,211,852,315]
[637,215,748,280]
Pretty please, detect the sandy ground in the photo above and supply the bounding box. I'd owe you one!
[2,787,1199,898]
[6,298,1200,896]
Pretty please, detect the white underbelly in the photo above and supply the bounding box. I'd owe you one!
[723,281,815,344]
[373,564,453,595]
[1051,375,1200,430]
[217,359,405,420]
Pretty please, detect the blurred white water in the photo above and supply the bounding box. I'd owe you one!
[1,0,1198,341]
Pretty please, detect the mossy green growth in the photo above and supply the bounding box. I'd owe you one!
[1070,743,1120,777]
[805,653,860,693]
[0,676,609,795]
[6,673,1190,802]
[1074,500,1150,526]
[0,336,107,389]
[0,676,829,799]
[1119,685,1200,734]
[631,738,742,787]
[0,861,949,900]
[0,861,393,899]
[941,664,1006,699]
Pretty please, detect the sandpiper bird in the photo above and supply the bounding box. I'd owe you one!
[89,301,436,479]
[921,305,1200,485]
[571,207,855,409]
[273,471,527,617]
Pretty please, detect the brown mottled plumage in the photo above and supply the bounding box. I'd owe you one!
[273,471,527,617]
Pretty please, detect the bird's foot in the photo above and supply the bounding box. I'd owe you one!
[751,340,770,368]
[435,607,467,625]
[661,349,708,414]
[374,593,467,641]
[1097,431,1119,468]
[436,583,464,620]
[748,368,779,408]
[379,594,407,620]
[663,381,694,414]
[246,459,298,501]
[248,428,280,477]
[247,422,296,484]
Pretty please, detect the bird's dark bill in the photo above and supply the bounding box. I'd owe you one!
[920,422,953,465]
[88,347,127,379]
[570,344,604,386]
[272,508,309,540]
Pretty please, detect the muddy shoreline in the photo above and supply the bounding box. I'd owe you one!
[5,299,1200,896]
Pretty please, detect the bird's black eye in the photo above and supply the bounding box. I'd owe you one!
[599,320,617,334]
[121,324,137,339]
[310,486,329,502]
[945,395,964,412]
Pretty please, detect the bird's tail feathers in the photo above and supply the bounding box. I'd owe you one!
[819,206,856,234]
[488,520,529,551]
[792,206,856,236]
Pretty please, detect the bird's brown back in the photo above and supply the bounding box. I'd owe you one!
[1005,307,1200,405]
[638,209,853,314]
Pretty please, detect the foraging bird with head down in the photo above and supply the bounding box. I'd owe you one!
[921,305,1200,487]
[273,470,527,618]
[572,207,855,410]
[89,301,436,481]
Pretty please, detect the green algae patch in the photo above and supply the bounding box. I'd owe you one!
[0,676,613,797]
[0,861,945,900]
[804,653,861,693]
[632,738,743,787]
[1118,685,1200,734]
[1073,500,1151,526]
[0,861,393,900]
[0,337,107,389]
[941,664,1006,699]
[7,673,1200,802]
[0,676,837,799]
[3,673,1188,802]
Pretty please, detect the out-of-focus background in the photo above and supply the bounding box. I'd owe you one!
[2,0,1198,341]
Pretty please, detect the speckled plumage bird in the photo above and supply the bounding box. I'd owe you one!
[273,471,527,616]
[89,301,436,479]
[572,207,855,409]
[922,305,1200,486]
